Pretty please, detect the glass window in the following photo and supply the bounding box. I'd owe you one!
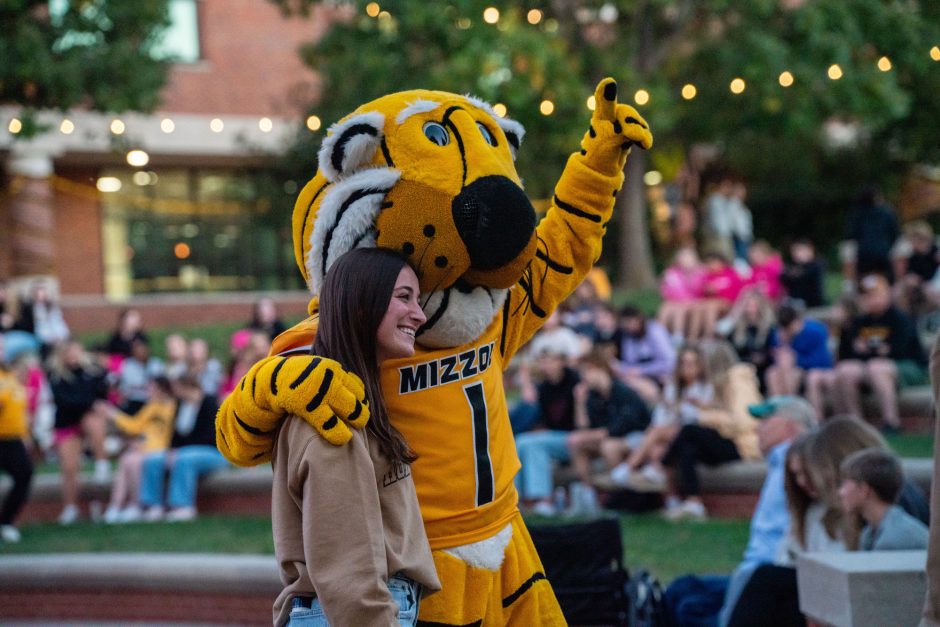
[49,0,200,62]
[100,168,302,299]
[151,0,201,63]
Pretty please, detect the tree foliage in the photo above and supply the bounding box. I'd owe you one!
[1,0,172,136]
[269,0,940,284]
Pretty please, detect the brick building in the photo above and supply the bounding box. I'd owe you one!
[0,0,342,332]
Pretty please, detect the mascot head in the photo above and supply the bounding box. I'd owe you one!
[293,90,537,348]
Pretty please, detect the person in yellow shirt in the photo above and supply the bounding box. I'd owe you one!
[0,335,33,543]
[95,376,176,524]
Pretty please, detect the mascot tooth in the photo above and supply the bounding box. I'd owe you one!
[217,78,652,625]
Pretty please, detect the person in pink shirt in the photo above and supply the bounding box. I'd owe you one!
[747,240,785,302]
[699,251,744,337]
[658,247,706,340]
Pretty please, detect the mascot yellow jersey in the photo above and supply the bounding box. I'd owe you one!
[216,78,651,626]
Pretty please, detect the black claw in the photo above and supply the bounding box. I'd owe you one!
[588,125,596,138]
[612,120,622,134]
[580,149,587,155]
[621,140,634,150]
[603,81,617,101]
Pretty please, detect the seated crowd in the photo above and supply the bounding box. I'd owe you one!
[0,292,287,538]
[509,234,931,518]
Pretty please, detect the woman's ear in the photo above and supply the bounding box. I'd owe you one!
[317,111,386,181]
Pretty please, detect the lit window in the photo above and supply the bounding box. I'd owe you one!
[151,0,201,63]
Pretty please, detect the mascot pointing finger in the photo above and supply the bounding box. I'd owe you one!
[217,78,652,625]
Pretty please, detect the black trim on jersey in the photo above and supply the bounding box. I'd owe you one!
[466,382,494,507]
[416,620,482,627]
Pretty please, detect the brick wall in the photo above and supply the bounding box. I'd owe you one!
[54,169,105,296]
[159,0,343,117]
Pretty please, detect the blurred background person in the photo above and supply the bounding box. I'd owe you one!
[765,303,833,416]
[0,335,34,543]
[22,280,69,358]
[221,330,271,397]
[744,241,784,303]
[781,238,826,308]
[187,338,223,397]
[567,349,650,514]
[832,274,926,432]
[104,308,148,359]
[248,297,286,341]
[115,337,164,414]
[844,186,899,282]
[139,374,224,522]
[892,220,940,316]
[612,306,676,404]
[97,376,176,524]
[163,334,189,381]
[658,247,705,341]
[47,340,110,525]
[721,288,779,392]
[698,252,744,339]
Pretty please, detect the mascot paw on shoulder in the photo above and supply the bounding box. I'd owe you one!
[217,78,650,626]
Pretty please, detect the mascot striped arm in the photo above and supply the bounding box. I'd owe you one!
[216,78,651,626]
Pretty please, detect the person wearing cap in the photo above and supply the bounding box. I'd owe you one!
[662,395,817,626]
[832,273,926,432]
[765,303,834,417]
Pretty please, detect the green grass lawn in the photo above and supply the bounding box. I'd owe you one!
[1,512,747,584]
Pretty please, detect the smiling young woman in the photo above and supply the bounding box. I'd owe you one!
[270,248,439,626]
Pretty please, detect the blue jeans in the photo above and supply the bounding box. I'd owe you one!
[139,446,230,508]
[664,574,728,627]
[288,573,422,626]
[509,401,540,434]
[514,430,571,500]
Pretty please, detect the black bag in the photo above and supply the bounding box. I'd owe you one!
[627,569,666,627]
[529,517,631,626]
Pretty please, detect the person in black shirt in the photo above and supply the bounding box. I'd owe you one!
[833,275,926,432]
[845,187,900,281]
[781,239,825,308]
[514,339,580,515]
[104,308,148,358]
[567,350,651,512]
[893,221,940,316]
[138,375,226,522]
[47,340,110,525]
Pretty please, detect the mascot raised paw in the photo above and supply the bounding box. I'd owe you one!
[217,77,651,626]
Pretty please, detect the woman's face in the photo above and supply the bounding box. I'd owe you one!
[743,294,761,319]
[64,342,83,368]
[678,350,702,383]
[376,266,426,363]
[789,455,818,499]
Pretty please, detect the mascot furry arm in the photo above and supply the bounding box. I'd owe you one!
[216,78,650,465]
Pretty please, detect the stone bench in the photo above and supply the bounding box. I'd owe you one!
[8,465,273,524]
[587,458,933,518]
[796,550,927,627]
[0,553,279,624]
[5,457,932,523]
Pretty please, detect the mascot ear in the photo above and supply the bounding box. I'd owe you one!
[317,111,386,181]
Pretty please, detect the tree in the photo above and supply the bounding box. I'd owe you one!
[1,0,172,136]
[269,0,940,288]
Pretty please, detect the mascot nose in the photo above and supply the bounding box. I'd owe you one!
[451,175,536,272]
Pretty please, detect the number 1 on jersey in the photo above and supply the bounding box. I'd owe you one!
[464,381,494,507]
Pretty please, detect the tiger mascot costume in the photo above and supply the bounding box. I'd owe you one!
[217,78,651,625]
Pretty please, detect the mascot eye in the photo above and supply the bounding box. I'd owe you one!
[423,122,450,147]
[477,122,497,146]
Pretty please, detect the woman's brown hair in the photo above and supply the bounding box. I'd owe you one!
[783,432,816,548]
[313,248,416,464]
[804,416,887,549]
